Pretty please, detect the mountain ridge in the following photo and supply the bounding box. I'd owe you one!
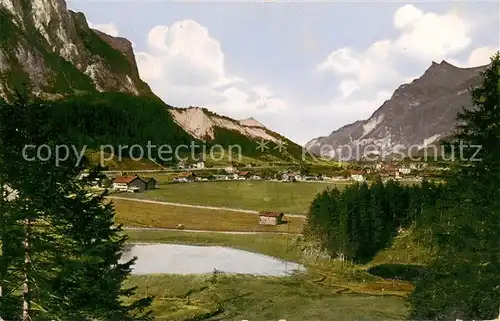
[306,60,489,160]
[0,0,304,163]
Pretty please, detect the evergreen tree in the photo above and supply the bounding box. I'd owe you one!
[0,94,152,320]
[409,52,500,320]
[357,182,372,260]
[370,180,389,253]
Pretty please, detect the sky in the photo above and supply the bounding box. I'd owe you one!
[67,0,499,145]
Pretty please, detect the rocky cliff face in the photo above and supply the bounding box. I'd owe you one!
[306,61,487,160]
[0,0,153,99]
[0,0,304,160]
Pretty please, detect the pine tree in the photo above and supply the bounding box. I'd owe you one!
[0,94,153,320]
[370,180,389,253]
[410,52,500,320]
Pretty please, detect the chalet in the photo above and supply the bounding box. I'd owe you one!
[237,171,251,180]
[224,166,236,173]
[173,172,197,182]
[398,166,411,175]
[3,184,19,201]
[259,211,284,226]
[142,177,159,190]
[282,172,300,182]
[112,176,146,192]
[78,172,90,180]
[350,171,365,182]
[213,174,229,180]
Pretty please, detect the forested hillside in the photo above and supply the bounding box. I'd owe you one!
[305,180,444,263]
[45,92,305,164]
[304,53,500,321]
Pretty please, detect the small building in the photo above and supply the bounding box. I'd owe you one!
[174,172,197,182]
[259,211,284,226]
[237,171,251,180]
[112,176,146,192]
[350,171,365,182]
[142,177,159,190]
[195,161,205,169]
[281,172,298,182]
[78,172,90,180]
[3,184,19,201]
[224,166,236,174]
[398,166,411,175]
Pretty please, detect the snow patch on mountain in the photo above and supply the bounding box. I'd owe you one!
[169,108,278,143]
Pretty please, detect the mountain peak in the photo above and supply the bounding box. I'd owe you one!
[306,59,484,160]
[0,0,153,99]
[427,59,458,72]
[239,117,266,128]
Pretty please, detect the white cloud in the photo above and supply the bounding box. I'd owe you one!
[136,19,288,119]
[393,4,423,29]
[466,46,498,66]
[338,80,359,98]
[88,22,119,37]
[314,4,490,134]
[393,5,472,61]
[448,46,499,68]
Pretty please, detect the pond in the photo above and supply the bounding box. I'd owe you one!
[120,243,304,276]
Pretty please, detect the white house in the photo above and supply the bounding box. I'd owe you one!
[78,172,90,180]
[3,184,19,201]
[224,166,236,173]
[350,171,365,182]
[195,161,205,169]
[351,174,365,182]
[398,167,411,175]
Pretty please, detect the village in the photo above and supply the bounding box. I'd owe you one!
[82,160,446,192]
[76,159,448,230]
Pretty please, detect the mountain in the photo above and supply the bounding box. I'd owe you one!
[0,0,304,164]
[306,60,488,161]
[0,0,154,99]
[169,107,305,162]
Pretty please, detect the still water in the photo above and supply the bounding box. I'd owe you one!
[121,243,304,276]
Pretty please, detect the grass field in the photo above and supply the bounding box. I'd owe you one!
[113,199,305,233]
[125,273,409,321]
[119,180,351,213]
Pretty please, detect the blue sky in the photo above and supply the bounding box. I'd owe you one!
[68,0,499,144]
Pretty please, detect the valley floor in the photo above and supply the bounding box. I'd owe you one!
[114,180,350,214]
[122,229,428,321]
[111,180,429,320]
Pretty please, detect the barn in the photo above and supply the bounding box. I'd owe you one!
[258,211,284,226]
